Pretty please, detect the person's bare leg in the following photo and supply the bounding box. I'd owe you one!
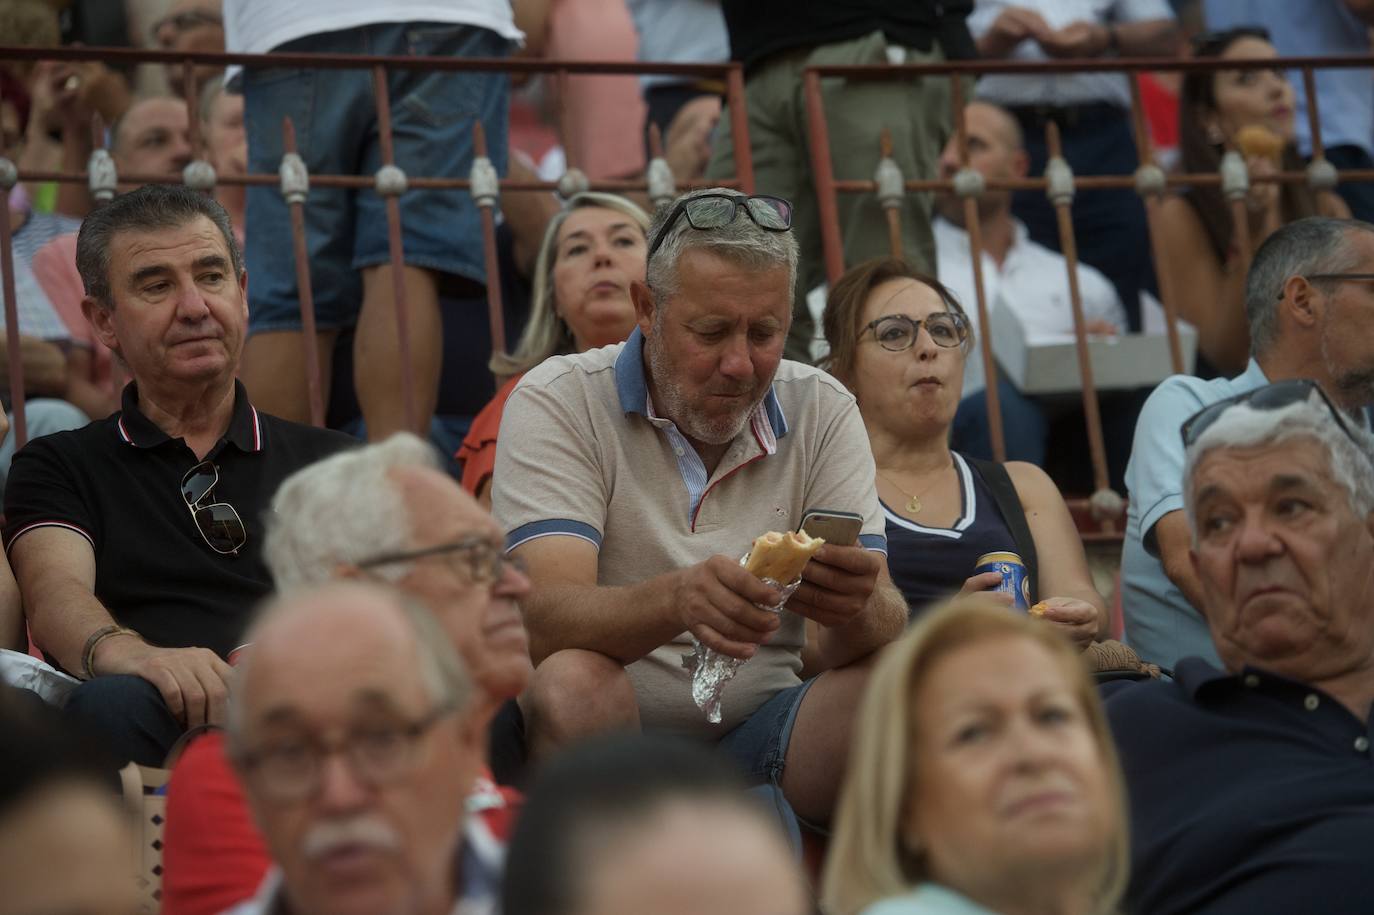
[239,330,339,424]
[779,655,877,825]
[355,264,442,441]
[521,649,641,764]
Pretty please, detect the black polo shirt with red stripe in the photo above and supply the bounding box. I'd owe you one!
[3,380,355,660]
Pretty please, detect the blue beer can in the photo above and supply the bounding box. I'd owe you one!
[973,551,1030,612]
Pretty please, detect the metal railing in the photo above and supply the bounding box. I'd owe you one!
[2,45,1372,540]
[803,52,1372,535]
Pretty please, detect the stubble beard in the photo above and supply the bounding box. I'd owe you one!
[1320,325,1374,411]
[644,329,759,446]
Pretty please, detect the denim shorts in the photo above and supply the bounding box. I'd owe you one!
[716,677,816,787]
[242,22,511,333]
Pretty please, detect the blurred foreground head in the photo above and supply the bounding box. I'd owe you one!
[0,689,139,915]
[502,733,810,915]
[824,599,1128,915]
[229,581,480,915]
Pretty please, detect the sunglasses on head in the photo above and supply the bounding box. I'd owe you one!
[1179,379,1355,448]
[181,460,246,556]
[646,193,793,262]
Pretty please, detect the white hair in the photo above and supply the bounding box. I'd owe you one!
[645,187,799,304]
[263,433,441,589]
[1183,395,1374,537]
[227,582,472,748]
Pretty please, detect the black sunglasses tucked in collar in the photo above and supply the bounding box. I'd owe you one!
[1179,379,1356,448]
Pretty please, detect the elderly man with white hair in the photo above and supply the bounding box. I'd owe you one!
[494,187,908,827]
[159,434,530,915]
[1107,381,1374,915]
[225,580,493,915]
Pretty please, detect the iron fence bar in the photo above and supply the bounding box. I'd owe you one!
[371,63,419,434]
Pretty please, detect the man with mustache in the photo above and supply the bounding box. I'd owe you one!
[161,433,532,915]
[1108,384,1374,914]
[3,185,352,767]
[1121,216,1374,669]
[225,581,493,915]
[492,187,908,826]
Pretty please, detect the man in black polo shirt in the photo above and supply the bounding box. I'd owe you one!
[1106,382,1374,914]
[3,185,353,767]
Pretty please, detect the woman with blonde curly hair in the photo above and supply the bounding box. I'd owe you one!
[823,599,1129,915]
[457,192,650,504]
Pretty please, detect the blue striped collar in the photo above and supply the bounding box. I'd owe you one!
[613,326,789,439]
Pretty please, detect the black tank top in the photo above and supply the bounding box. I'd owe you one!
[885,452,1020,620]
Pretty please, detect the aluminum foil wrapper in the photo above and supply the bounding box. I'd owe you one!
[682,555,802,724]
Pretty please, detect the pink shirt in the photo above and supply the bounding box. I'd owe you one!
[545,0,646,180]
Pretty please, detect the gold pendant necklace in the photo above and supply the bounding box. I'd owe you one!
[878,462,951,516]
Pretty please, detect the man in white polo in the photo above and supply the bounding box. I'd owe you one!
[492,188,907,826]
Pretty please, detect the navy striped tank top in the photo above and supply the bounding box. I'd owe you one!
[885,451,1021,620]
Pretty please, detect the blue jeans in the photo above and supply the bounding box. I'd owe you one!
[1326,145,1374,224]
[243,22,511,333]
[64,675,183,767]
[715,678,815,850]
[951,379,1049,466]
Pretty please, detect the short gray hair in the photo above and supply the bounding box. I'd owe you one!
[76,183,244,310]
[264,433,440,589]
[644,187,799,304]
[227,582,472,748]
[1183,394,1374,536]
[198,74,227,125]
[1245,218,1374,355]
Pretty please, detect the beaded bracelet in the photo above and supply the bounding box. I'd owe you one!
[81,624,137,680]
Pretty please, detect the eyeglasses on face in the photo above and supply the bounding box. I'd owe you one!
[356,536,526,584]
[646,193,792,262]
[1275,273,1374,300]
[181,460,246,556]
[862,313,968,352]
[234,704,455,801]
[1179,378,1356,447]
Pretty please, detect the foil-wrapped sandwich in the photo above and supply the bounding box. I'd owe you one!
[682,530,825,724]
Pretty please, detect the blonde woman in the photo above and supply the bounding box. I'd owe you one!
[456,192,650,505]
[824,599,1129,915]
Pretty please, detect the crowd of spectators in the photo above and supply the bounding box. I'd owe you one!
[3,1,1374,914]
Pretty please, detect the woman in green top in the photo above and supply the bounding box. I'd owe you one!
[823,599,1128,915]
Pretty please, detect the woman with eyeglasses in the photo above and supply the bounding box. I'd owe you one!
[822,598,1129,915]
[457,192,650,506]
[1159,26,1349,376]
[821,258,1105,647]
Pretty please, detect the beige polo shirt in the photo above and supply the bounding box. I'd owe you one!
[492,328,886,739]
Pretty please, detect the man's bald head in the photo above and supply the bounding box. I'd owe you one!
[231,581,471,744]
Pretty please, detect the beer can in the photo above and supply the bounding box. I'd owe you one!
[973,551,1030,612]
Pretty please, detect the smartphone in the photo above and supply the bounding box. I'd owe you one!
[799,509,863,547]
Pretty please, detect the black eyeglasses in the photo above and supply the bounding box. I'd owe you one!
[862,313,968,351]
[356,536,526,584]
[1275,273,1374,300]
[1191,25,1270,57]
[1179,379,1355,447]
[181,461,246,556]
[234,704,455,801]
[646,193,793,262]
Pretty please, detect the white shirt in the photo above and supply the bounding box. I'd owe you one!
[969,0,1174,107]
[224,1,522,56]
[934,215,1126,397]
